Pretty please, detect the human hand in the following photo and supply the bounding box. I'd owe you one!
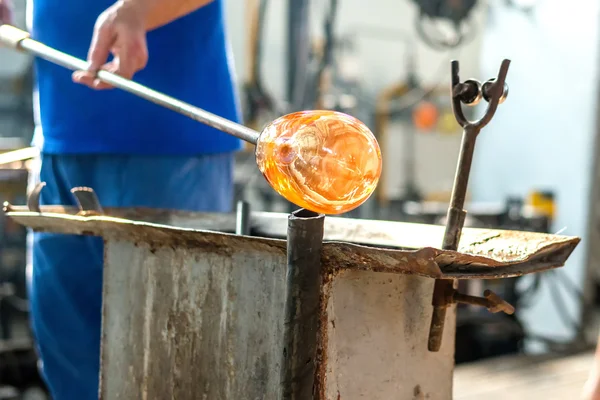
[0,0,14,26]
[72,0,150,90]
[582,366,600,400]
[582,382,600,400]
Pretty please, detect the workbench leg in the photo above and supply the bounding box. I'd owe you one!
[280,209,325,400]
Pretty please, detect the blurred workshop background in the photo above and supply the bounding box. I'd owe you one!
[1,0,600,399]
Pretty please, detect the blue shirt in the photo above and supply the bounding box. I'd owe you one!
[30,0,243,155]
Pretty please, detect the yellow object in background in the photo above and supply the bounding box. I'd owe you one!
[438,111,460,135]
[527,190,556,221]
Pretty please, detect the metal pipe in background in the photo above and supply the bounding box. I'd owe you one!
[0,25,261,144]
[286,0,311,111]
[280,208,325,399]
[235,200,250,235]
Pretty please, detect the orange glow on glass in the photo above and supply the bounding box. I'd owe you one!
[255,110,382,215]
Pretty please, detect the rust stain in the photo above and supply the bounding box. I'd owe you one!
[413,384,424,399]
[314,270,336,400]
[321,243,442,278]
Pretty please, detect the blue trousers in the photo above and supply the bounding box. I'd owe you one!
[27,153,235,400]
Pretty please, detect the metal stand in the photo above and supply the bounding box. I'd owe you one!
[281,209,325,399]
[428,59,514,352]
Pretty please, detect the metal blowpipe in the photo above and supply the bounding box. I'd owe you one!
[0,24,260,144]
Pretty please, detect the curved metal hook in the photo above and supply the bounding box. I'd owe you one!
[71,187,104,215]
[451,59,511,130]
[27,181,46,213]
[475,59,511,130]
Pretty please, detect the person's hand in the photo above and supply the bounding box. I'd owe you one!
[582,364,600,400]
[72,0,150,90]
[582,380,600,400]
[0,0,14,25]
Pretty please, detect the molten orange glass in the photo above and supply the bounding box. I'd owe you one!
[255,110,382,215]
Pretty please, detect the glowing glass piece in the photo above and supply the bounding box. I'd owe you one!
[255,110,382,215]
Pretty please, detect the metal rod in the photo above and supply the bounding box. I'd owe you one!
[0,25,261,144]
[280,208,325,400]
[442,124,478,250]
[235,200,250,235]
[0,146,39,165]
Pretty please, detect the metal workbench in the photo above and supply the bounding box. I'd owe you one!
[3,192,579,400]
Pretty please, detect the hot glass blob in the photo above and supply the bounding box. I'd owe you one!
[255,110,382,215]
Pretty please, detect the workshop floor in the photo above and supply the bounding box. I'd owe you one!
[454,351,595,399]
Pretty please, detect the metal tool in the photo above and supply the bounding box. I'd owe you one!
[0,25,260,144]
[0,146,38,166]
[427,58,513,352]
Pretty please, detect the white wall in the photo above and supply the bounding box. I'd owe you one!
[471,1,600,348]
[0,0,30,78]
[0,0,31,142]
[224,0,487,104]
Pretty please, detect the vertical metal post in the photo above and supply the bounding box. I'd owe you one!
[235,200,250,235]
[286,0,311,110]
[427,59,511,352]
[428,124,478,352]
[280,208,325,399]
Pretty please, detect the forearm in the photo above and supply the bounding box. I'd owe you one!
[125,0,214,31]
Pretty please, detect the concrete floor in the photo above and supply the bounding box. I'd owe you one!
[454,351,595,400]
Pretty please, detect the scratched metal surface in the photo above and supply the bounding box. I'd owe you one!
[322,270,456,400]
[100,239,287,399]
[4,208,580,279]
[100,239,454,399]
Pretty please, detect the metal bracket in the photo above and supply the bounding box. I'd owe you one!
[427,59,512,352]
[71,187,104,216]
[455,289,515,314]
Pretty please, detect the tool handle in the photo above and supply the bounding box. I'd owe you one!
[0,25,261,144]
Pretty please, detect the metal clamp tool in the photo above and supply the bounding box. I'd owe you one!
[428,59,513,352]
